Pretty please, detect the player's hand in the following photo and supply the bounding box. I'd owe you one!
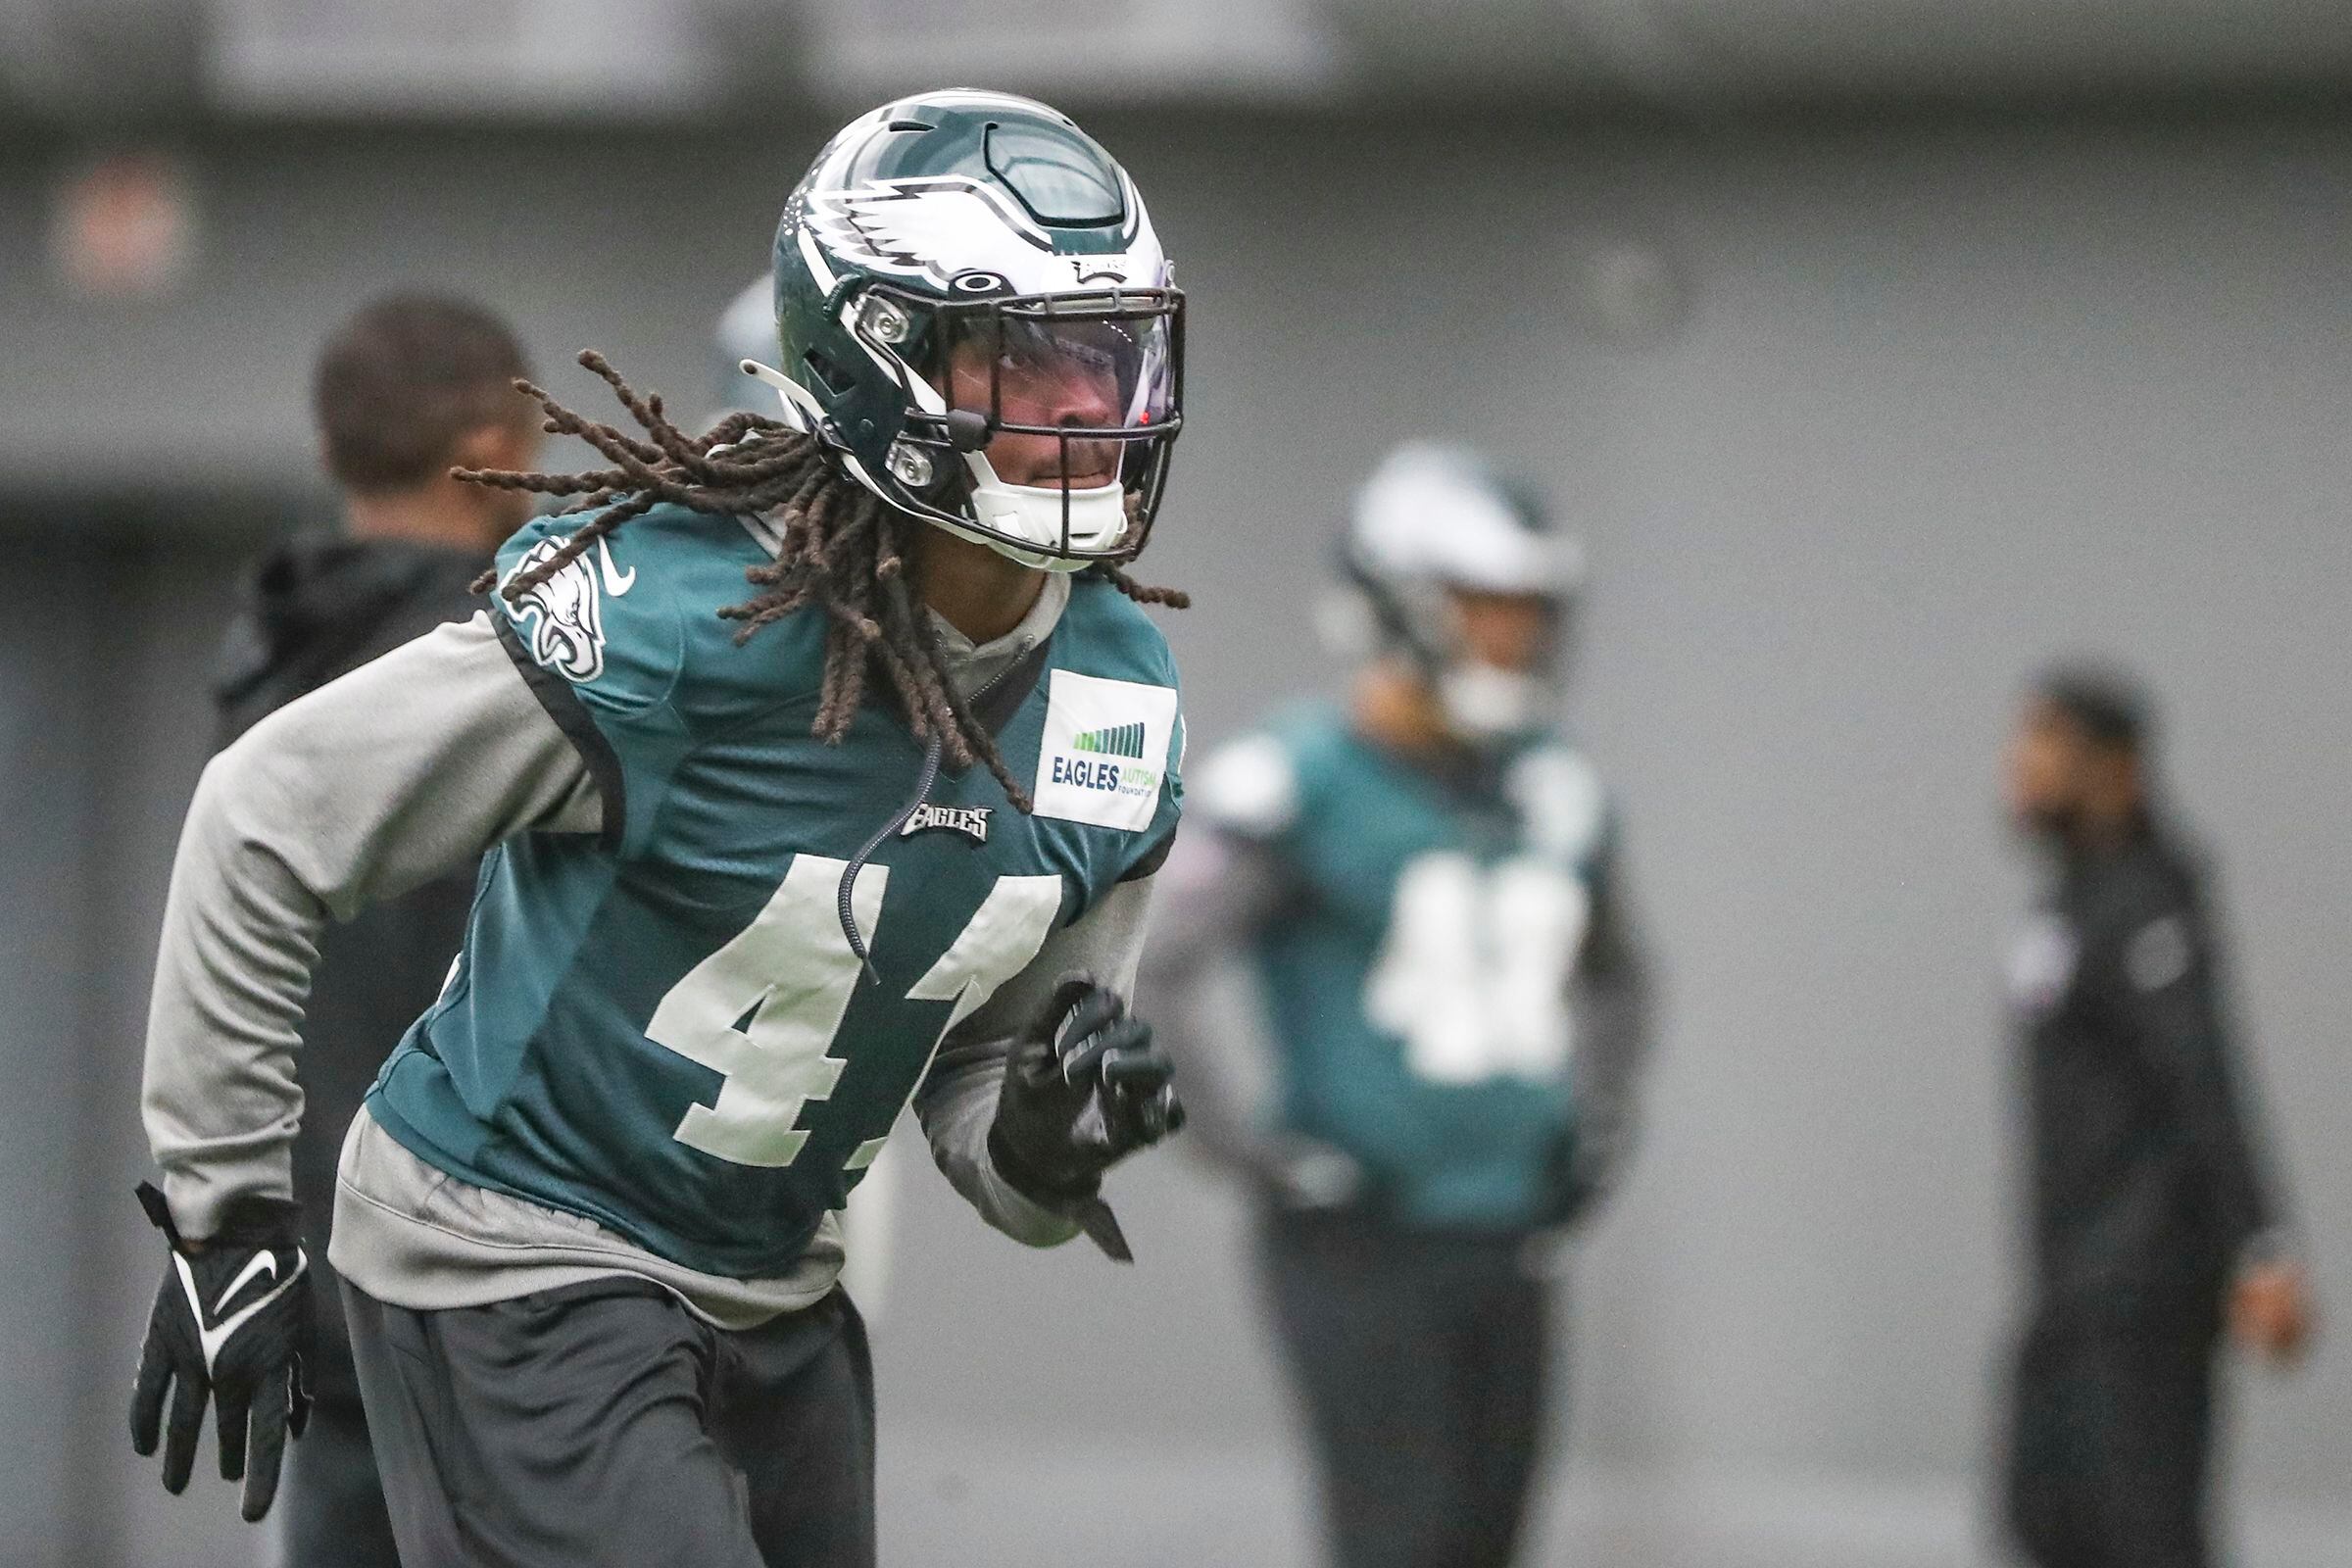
[1259,1135,1364,1211]
[1532,1124,1608,1232]
[988,974,1185,1206]
[2230,1258,2318,1367]
[128,1182,315,1521]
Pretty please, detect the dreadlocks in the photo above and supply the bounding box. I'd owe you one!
[460,351,1188,812]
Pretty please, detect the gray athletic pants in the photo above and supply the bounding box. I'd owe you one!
[1260,1207,1552,1568]
[343,1277,875,1568]
[274,1396,401,1568]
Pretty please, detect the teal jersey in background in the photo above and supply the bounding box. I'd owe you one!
[367,503,1182,1278]
[1194,703,1613,1231]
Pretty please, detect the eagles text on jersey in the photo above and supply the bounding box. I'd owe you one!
[364,503,1181,1277]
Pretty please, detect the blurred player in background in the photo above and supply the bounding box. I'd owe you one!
[210,292,540,1565]
[129,91,1188,1566]
[1144,444,1655,1568]
[2000,666,2318,1568]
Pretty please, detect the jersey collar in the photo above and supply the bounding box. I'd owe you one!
[858,567,1065,749]
[926,569,1069,692]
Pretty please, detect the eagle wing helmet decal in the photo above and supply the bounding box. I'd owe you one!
[806,176,1145,292]
[503,536,609,684]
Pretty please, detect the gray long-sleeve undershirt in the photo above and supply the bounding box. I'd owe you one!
[144,570,1153,1324]
[143,612,603,1236]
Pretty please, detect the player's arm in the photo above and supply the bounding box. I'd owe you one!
[1548,826,1658,1228]
[1135,731,1359,1206]
[2104,876,2313,1358]
[142,611,604,1239]
[912,873,1179,1260]
[2106,882,2278,1250]
[1135,827,1342,1194]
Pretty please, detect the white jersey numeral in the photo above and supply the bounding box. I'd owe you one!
[646,856,1058,1169]
[1365,853,1588,1085]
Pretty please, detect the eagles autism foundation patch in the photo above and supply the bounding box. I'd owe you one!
[1031,670,1178,831]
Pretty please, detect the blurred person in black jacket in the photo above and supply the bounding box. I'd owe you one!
[1998,664,2317,1568]
[213,294,538,1564]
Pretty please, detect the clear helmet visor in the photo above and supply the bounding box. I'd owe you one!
[931,306,1174,491]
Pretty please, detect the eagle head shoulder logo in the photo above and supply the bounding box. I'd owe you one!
[505,535,614,684]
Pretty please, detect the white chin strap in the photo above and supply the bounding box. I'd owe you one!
[958,452,1128,571]
[1437,663,1548,743]
[752,359,1135,571]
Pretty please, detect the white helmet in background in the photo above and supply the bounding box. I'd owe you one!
[1323,443,1585,742]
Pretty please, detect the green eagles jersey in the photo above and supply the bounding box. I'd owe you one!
[366,503,1182,1278]
[1196,703,1609,1230]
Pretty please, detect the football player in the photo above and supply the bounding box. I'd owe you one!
[131,90,1188,1568]
[1143,444,1655,1568]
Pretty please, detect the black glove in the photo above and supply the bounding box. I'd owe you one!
[1535,1121,1620,1234]
[988,974,1184,1260]
[129,1181,315,1521]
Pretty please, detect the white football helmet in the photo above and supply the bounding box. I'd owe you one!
[1323,443,1584,742]
[747,90,1182,571]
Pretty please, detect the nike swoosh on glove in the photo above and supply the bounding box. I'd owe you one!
[988,974,1185,1261]
[129,1181,315,1521]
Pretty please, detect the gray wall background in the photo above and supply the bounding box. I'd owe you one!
[1,106,2346,1566]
